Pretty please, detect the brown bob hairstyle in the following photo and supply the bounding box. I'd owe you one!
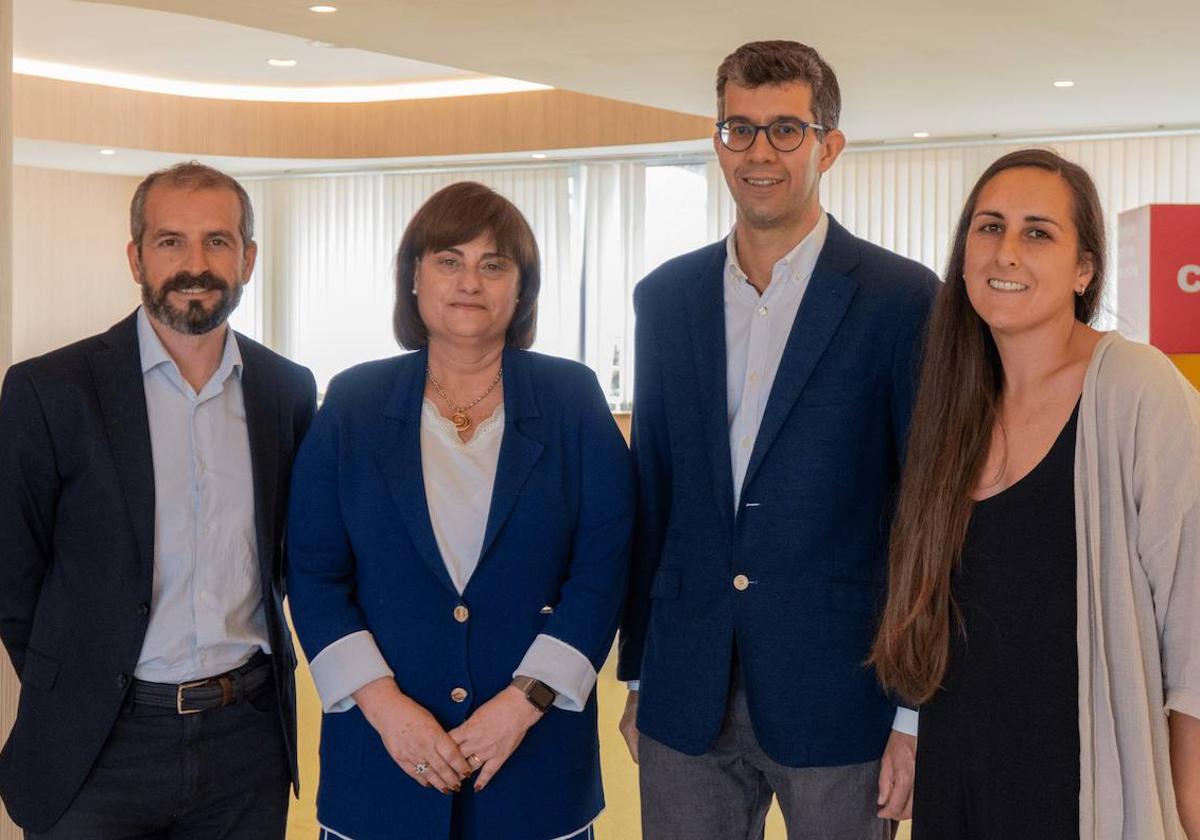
[393,181,541,350]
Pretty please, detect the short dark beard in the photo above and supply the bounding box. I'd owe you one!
[140,270,243,336]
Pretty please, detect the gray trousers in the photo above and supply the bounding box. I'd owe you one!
[639,676,895,840]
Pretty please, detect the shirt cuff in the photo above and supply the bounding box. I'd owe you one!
[309,630,394,713]
[1166,686,1200,720]
[892,706,919,736]
[513,634,597,712]
[626,680,641,691]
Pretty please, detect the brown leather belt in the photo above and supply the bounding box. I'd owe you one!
[131,651,272,715]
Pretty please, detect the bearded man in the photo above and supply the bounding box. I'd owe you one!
[0,162,317,839]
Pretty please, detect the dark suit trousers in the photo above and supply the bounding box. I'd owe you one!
[639,669,895,840]
[25,678,290,840]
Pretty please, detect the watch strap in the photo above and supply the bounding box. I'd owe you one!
[511,676,556,712]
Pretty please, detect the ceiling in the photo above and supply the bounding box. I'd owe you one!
[14,0,478,87]
[15,0,1200,145]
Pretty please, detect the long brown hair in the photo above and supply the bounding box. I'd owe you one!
[869,148,1106,704]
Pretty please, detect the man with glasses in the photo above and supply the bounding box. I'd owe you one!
[618,41,939,838]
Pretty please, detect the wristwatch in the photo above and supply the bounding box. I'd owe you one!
[511,676,556,713]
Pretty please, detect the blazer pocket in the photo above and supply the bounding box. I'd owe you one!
[650,570,681,600]
[21,647,60,691]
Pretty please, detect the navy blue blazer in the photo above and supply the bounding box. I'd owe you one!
[618,216,939,767]
[0,312,317,831]
[286,347,633,840]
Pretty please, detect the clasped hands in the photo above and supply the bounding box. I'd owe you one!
[354,678,543,794]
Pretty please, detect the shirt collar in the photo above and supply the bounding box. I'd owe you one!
[136,305,243,382]
[725,210,829,289]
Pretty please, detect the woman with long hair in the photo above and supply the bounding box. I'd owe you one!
[870,148,1200,839]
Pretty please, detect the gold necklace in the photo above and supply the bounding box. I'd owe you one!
[426,365,503,432]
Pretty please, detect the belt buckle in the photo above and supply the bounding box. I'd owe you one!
[176,678,212,715]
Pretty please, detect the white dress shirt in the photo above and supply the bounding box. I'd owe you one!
[135,307,268,683]
[308,398,597,716]
[725,213,829,509]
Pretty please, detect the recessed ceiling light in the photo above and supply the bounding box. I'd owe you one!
[267,58,298,68]
[99,148,116,155]
[1053,80,1075,88]
[912,131,930,138]
[531,153,548,159]
[309,4,338,12]
[307,39,337,48]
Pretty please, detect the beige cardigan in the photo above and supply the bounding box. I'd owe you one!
[1077,332,1200,839]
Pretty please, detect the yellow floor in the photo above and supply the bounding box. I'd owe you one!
[284,639,911,840]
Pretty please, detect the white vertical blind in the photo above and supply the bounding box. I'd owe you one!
[578,162,645,407]
[822,134,1200,328]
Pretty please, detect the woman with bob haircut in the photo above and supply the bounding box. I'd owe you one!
[287,181,633,840]
[870,148,1200,839]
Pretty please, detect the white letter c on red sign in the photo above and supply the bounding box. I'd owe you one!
[1180,265,1200,293]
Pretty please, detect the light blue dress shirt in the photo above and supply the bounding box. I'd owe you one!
[134,307,269,683]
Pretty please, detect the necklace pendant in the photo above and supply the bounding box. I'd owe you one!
[451,412,472,432]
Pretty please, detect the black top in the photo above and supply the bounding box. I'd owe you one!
[913,404,1081,840]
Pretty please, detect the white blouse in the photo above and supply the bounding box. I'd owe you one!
[420,398,504,594]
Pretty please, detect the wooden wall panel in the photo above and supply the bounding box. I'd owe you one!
[13,76,714,159]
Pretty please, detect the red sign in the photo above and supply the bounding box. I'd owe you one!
[1118,204,1200,354]
[1150,205,1200,353]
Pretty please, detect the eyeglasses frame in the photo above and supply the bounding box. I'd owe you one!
[714,118,828,153]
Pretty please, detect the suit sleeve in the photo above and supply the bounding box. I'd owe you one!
[285,377,391,711]
[617,281,673,682]
[0,366,59,679]
[889,271,939,461]
[516,369,634,710]
[293,366,318,452]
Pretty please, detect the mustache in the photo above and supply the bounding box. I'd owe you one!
[159,271,231,295]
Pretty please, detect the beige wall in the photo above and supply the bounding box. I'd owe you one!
[0,0,10,372]
[11,166,142,363]
[1,1,17,836]
[0,161,136,838]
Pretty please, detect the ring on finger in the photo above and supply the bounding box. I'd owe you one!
[468,754,481,766]
[414,761,429,775]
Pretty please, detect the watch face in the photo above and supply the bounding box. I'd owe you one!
[528,681,556,711]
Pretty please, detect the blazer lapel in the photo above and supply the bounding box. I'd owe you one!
[88,313,156,578]
[237,335,279,595]
[376,349,459,594]
[478,347,544,561]
[684,244,737,528]
[740,220,861,497]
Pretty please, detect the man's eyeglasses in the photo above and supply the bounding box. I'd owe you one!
[715,118,826,153]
